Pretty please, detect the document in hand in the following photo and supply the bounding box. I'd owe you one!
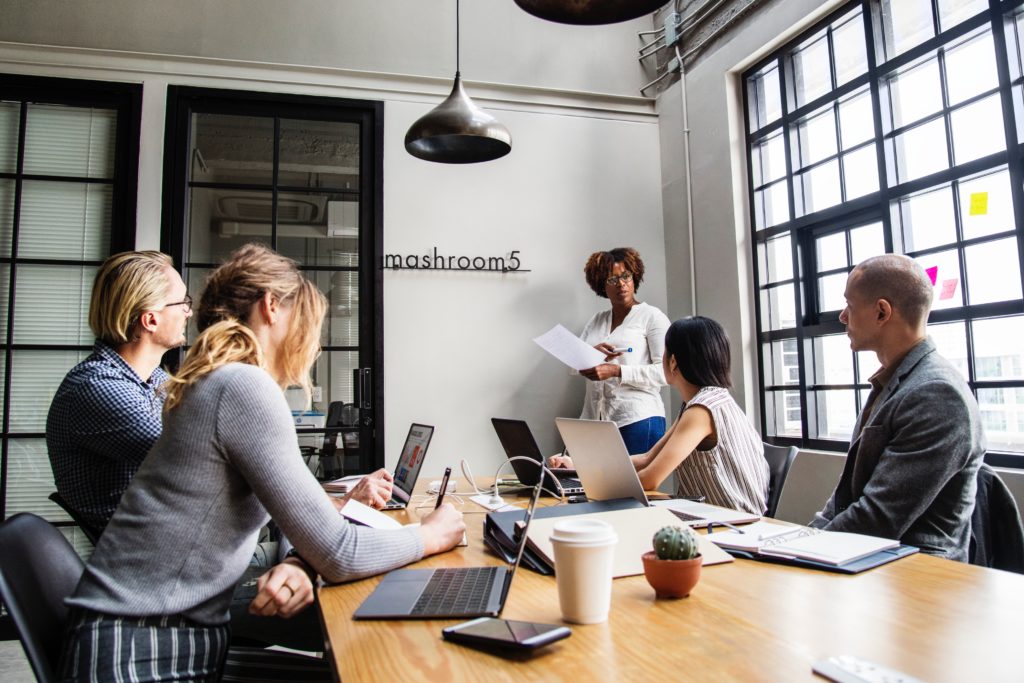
[707,521,907,568]
[533,324,607,371]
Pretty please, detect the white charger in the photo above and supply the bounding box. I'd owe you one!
[426,479,457,495]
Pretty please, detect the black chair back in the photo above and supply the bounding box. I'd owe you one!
[0,513,85,683]
[762,443,798,518]
[970,463,1024,574]
[48,492,101,546]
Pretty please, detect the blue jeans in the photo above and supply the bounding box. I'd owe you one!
[619,416,666,455]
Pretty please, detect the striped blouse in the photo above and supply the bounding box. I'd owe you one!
[673,386,769,515]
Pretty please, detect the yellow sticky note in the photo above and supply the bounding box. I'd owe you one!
[969,192,989,216]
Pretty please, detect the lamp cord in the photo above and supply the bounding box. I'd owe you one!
[456,0,461,75]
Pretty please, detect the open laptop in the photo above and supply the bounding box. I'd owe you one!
[554,417,649,505]
[384,423,434,510]
[353,480,544,619]
[491,418,583,496]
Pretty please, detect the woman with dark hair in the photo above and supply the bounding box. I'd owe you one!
[554,316,768,514]
[575,247,670,454]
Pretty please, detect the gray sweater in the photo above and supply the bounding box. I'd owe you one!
[67,363,423,624]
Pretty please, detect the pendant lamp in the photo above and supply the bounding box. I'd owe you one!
[404,0,512,163]
[513,0,668,25]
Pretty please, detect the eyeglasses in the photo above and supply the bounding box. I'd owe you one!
[164,294,193,313]
[605,272,634,287]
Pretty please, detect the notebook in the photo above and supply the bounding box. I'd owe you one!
[491,418,583,496]
[353,480,544,620]
[651,499,761,527]
[554,417,649,505]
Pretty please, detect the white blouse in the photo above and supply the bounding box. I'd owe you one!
[577,302,670,427]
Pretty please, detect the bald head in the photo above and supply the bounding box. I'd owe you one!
[850,254,933,328]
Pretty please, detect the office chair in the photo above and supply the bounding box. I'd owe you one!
[48,491,102,546]
[969,463,1024,574]
[762,442,798,518]
[0,513,85,683]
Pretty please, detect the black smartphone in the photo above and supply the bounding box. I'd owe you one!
[442,617,571,651]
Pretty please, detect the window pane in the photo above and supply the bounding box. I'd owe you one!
[0,101,18,174]
[310,270,359,347]
[313,350,360,407]
[792,32,832,108]
[278,119,360,190]
[857,350,881,381]
[792,107,837,169]
[886,57,942,129]
[937,0,988,33]
[763,339,800,386]
[839,89,874,149]
[23,104,115,179]
[185,266,212,342]
[797,159,841,215]
[959,167,1013,240]
[12,265,96,345]
[748,64,782,132]
[813,333,855,384]
[818,272,848,312]
[0,178,12,257]
[965,237,1022,305]
[275,192,360,268]
[945,29,998,106]
[5,438,66,520]
[916,249,963,310]
[812,389,857,439]
[189,188,273,263]
[842,145,879,200]
[833,10,868,87]
[977,388,1024,452]
[850,222,884,264]
[9,350,88,432]
[761,284,797,330]
[895,184,956,252]
[760,232,793,283]
[879,0,935,59]
[752,131,787,186]
[19,181,112,260]
[754,180,790,229]
[816,232,847,271]
[191,113,274,185]
[766,389,802,437]
[892,118,949,183]
[973,316,1024,380]
[950,95,1005,165]
[929,321,969,380]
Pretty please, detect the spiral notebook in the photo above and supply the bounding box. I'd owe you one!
[707,521,917,573]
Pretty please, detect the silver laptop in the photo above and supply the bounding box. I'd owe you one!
[554,418,649,505]
[384,423,434,510]
[353,480,543,620]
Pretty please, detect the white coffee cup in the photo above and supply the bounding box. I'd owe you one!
[550,518,618,624]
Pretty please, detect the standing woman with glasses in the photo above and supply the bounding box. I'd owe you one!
[59,244,465,682]
[573,247,670,454]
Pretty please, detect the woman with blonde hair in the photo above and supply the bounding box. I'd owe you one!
[59,244,465,681]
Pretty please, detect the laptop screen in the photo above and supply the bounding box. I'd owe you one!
[393,423,434,500]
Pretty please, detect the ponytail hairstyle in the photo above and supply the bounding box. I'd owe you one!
[164,243,327,411]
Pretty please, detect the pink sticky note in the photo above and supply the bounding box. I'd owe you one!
[926,266,938,286]
[939,278,958,300]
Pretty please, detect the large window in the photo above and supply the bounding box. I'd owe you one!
[745,0,1024,460]
[0,75,140,549]
[162,88,384,472]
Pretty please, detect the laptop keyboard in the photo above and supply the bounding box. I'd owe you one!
[410,566,500,616]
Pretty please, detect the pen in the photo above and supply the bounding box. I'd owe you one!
[435,466,452,509]
[610,347,632,353]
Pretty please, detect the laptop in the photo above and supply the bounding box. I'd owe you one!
[491,418,584,496]
[554,417,649,505]
[353,480,544,619]
[384,423,435,510]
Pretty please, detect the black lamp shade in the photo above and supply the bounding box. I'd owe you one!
[513,0,668,25]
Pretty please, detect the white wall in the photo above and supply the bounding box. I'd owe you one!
[0,1,665,479]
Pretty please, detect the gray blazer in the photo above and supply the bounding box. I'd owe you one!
[811,338,985,561]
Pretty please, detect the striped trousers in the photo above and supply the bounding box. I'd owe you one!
[59,609,229,683]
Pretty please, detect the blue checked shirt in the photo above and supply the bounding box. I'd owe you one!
[46,341,168,535]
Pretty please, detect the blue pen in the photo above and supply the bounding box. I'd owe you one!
[611,347,632,353]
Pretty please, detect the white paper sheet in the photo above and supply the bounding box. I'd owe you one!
[533,324,606,371]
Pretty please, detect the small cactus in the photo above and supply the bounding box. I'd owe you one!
[652,525,700,561]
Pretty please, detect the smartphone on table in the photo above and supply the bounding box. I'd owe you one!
[442,617,571,651]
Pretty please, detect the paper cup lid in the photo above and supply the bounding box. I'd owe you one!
[550,518,617,545]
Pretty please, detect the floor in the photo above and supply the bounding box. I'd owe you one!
[0,639,33,682]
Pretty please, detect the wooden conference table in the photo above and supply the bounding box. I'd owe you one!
[318,481,1023,682]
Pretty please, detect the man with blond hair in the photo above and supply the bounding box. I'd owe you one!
[47,251,191,535]
[810,254,985,560]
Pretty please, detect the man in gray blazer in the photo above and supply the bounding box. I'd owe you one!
[810,254,985,561]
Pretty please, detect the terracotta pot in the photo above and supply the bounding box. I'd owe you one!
[641,551,702,599]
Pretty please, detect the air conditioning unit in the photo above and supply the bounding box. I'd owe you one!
[213,194,358,238]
